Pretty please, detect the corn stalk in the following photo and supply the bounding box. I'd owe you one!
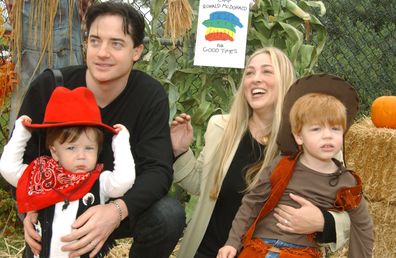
[248,0,327,76]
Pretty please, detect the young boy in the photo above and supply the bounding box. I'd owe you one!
[0,86,135,258]
[217,74,373,258]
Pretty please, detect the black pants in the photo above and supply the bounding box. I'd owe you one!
[23,196,185,258]
[194,252,216,258]
[112,196,186,258]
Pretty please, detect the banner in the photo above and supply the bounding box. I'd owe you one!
[193,0,251,69]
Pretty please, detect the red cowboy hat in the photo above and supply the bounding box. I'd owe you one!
[23,87,117,134]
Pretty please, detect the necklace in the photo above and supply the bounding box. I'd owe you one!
[260,135,270,145]
[249,119,271,145]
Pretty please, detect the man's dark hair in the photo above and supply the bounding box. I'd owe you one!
[85,1,145,46]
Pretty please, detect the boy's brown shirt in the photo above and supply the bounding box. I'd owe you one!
[226,155,373,258]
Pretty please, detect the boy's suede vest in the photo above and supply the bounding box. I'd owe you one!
[238,154,362,258]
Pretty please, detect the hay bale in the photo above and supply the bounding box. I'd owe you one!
[344,117,396,203]
[330,201,396,258]
[368,201,396,257]
[332,117,396,258]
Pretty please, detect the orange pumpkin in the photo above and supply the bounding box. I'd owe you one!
[371,96,396,129]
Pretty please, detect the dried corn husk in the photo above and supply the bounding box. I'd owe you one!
[165,0,193,47]
[0,9,5,37]
[0,62,17,107]
[8,0,63,67]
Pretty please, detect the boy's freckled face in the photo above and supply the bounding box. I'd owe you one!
[294,123,344,162]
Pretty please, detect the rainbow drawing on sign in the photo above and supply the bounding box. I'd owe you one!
[203,11,243,41]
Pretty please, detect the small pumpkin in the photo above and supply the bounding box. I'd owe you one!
[371,96,396,129]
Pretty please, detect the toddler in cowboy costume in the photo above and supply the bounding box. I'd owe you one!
[218,74,373,258]
[0,87,135,258]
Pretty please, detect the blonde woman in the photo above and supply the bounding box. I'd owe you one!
[171,47,350,258]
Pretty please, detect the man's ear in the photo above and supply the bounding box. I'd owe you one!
[49,146,59,162]
[293,132,303,146]
[132,44,144,62]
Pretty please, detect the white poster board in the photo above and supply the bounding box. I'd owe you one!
[193,0,251,69]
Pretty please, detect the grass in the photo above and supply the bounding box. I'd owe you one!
[0,236,25,257]
[0,187,24,257]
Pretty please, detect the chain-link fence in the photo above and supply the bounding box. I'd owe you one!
[315,0,396,115]
[0,0,11,152]
[1,0,395,148]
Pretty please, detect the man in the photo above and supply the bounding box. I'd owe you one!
[19,2,185,257]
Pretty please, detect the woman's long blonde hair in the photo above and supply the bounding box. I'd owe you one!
[209,47,295,199]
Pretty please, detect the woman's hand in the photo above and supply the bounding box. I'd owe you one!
[274,193,324,234]
[170,113,193,157]
[23,211,42,256]
[61,201,124,257]
[217,245,237,258]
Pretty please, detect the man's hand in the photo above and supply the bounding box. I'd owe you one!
[274,193,324,234]
[61,202,123,258]
[170,113,193,157]
[23,211,42,256]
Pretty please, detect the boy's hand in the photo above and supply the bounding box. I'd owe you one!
[217,245,237,258]
[112,124,127,134]
[19,115,32,125]
[16,115,32,134]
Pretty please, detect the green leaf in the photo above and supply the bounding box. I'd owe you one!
[278,21,303,62]
[299,44,314,70]
[167,83,179,123]
[300,1,326,16]
[150,0,163,24]
[167,50,178,80]
[152,49,169,76]
[249,28,273,47]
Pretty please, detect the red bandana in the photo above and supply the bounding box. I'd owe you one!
[16,156,102,213]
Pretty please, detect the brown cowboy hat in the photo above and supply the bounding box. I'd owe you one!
[277,74,359,154]
[23,86,117,134]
